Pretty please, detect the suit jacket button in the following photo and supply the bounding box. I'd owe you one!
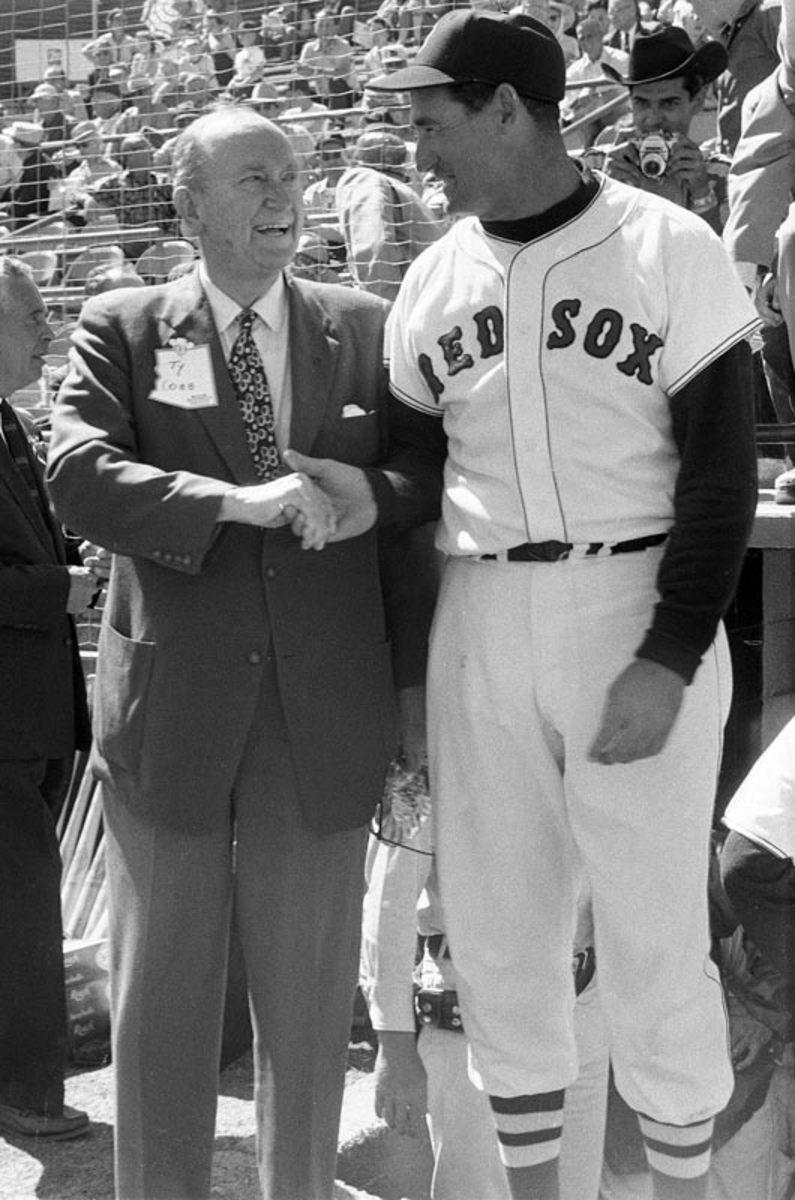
[265,566,276,580]
[248,650,262,665]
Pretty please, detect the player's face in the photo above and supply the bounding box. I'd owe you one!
[411,88,514,219]
[0,274,53,396]
[182,122,303,301]
[630,77,702,136]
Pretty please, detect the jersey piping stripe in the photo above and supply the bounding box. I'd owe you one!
[388,381,444,417]
[666,317,761,396]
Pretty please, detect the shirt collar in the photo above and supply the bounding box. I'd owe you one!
[198,262,289,337]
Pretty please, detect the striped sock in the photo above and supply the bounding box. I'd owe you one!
[489,1090,565,1170]
[638,1113,714,1200]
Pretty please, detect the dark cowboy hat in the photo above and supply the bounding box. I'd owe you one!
[601,27,727,87]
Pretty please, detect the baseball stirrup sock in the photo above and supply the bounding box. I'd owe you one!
[638,1114,714,1198]
[488,1090,565,1170]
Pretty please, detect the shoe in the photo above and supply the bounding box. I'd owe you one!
[0,1102,90,1140]
[774,465,795,504]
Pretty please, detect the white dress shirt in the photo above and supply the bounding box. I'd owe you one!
[199,263,293,452]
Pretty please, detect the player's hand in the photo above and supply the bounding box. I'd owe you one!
[667,134,710,193]
[600,135,645,187]
[754,272,783,326]
[283,448,378,540]
[66,565,102,614]
[219,472,337,550]
[588,659,685,765]
[373,1031,428,1138]
[79,540,112,583]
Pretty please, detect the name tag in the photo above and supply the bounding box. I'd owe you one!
[149,344,218,409]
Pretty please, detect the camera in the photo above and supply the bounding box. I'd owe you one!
[636,132,675,178]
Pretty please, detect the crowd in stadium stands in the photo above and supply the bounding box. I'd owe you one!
[0,0,775,293]
[1,0,795,1195]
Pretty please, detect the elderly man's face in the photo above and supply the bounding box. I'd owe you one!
[0,273,53,396]
[182,118,303,298]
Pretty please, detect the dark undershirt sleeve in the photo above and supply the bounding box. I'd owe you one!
[364,391,446,529]
[636,340,758,683]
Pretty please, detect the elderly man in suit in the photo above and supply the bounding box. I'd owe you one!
[46,108,435,1200]
[0,257,96,1141]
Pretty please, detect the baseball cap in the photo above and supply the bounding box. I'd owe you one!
[368,9,565,102]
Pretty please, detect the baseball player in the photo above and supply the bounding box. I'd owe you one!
[288,11,760,1200]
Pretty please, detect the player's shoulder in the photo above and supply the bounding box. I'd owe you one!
[601,174,724,242]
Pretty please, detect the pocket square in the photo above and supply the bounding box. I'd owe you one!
[341,403,373,419]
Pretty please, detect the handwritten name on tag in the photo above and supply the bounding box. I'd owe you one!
[150,344,218,409]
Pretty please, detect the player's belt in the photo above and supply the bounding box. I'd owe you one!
[479,533,667,563]
[415,947,596,1033]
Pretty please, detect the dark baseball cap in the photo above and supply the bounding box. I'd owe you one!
[368,9,565,103]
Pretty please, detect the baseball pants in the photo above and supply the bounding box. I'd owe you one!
[428,549,734,1123]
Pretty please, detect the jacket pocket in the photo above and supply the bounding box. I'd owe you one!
[93,623,155,773]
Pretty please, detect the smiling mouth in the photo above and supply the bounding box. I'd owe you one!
[256,222,292,236]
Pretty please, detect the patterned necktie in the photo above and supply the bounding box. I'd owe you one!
[227,308,280,480]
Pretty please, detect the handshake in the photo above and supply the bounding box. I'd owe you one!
[218,448,376,551]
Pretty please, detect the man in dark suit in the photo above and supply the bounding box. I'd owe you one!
[0,258,95,1141]
[46,108,435,1200]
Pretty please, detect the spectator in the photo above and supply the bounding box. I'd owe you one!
[0,257,96,1145]
[105,7,136,64]
[42,66,88,123]
[299,12,359,109]
[203,9,237,87]
[595,27,729,231]
[233,19,266,83]
[303,131,348,211]
[361,17,411,80]
[606,0,662,49]
[688,0,781,152]
[28,83,74,145]
[56,120,120,211]
[129,32,162,83]
[89,81,127,143]
[561,15,628,143]
[83,33,116,92]
[3,121,59,227]
[83,133,176,255]
[336,128,443,300]
[548,0,580,61]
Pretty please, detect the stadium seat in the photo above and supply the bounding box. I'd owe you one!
[135,238,196,284]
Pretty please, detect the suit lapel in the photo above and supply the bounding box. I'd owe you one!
[286,276,339,455]
[155,273,259,484]
[0,420,62,559]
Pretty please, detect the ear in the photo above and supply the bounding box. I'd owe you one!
[493,82,526,128]
[173,182,201,236]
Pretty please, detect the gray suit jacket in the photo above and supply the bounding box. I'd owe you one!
[47,269,424,833]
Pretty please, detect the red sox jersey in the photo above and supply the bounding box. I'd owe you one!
[385,174,759,557]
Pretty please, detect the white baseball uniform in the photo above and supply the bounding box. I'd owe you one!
[383,174,759,1123]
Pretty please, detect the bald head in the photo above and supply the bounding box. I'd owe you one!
[173,109,290,193]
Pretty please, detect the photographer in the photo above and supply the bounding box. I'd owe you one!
[592,27,728,231]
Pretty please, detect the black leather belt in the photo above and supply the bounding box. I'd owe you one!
[479,533,667,563]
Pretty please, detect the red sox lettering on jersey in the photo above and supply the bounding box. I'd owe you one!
[417,302,664,403]
[387,177,758,557]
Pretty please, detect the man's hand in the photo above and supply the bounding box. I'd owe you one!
[754,271,783,326]
[219,471,337,550]
[66,565,101,614]
[601,134,645,187]
[79,541,112,583]
[588,659,685,765]
[283,449,378,541]
[667,134,710,195]
[373,1030,428,1138]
